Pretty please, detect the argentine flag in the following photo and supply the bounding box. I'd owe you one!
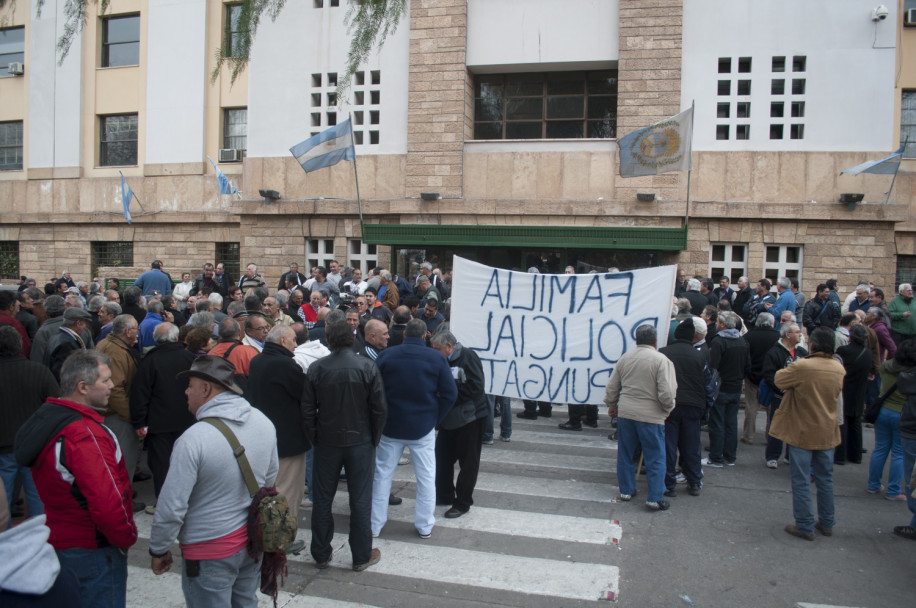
[290,119,356,173]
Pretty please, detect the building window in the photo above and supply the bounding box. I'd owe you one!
[737,80,751,96]
[792,56,807,72]
[763,245,803,286]
[347,239,377,273]
[790,124,804,140]
[717,103,730,118]
[0,121,23,171]
[716,125,729,140]
[313,71,378,143]
[314,0,340,7]
[771,79,785,95]
[223,108,247,154]
[736,102,750,118]
[101,14,140,68]
[308,239,336,272]
[225,4,245,58]
[473,71,618,140]
[718,57,731,73]
[736,124,750,140]
[215,242,240,281]
[91,241,134,277]
[100,114,138,166]
[0,26,25,78]
[710,244,746,285]
[770,124,783,140]
[896,255,916,290]
[902,91,916,158]
[772,56,786,72]
[0,241,19,280]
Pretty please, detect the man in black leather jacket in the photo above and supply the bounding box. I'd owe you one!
[302,320,387,571]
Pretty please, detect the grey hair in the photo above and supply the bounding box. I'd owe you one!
[755,312,775,328]
[738,276,749,284]
[719,311,737,330]
[405,318,427,338]
[634,324,657,345]
[900,283,912,295]
[218,318,241,341]
[153,322,179,344]
[65,295,83,309]
[867,307,888,323]
[112,314,137,336]
[676,298,691,313]
[265,324,294,345]
[430,329,457,348]
[780,323,799,338]
[781,312,797,324]
[100,301,122,317]
[88,295,106,312]
[416,275,430,285]
[274,291,288,307]
[420,261,433,271]
[147,300,163,315]
[187,311,215,330]
[381,270,392,281]
[44,295,65,317]
[326,309,346,324]
[687,278,701,291]
[777,277,792,290]
[209,292,223,307]
[855,283,870,294]
[60,350,111,396]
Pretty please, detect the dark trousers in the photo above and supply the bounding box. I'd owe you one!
[665,406,704,488]
[310,442,375,566]
[146,431,183,498]
[522,400,552,416]
[837,414,863,464]
[765,397,786,461]
[566,403,598,425]
[435,417,485,512]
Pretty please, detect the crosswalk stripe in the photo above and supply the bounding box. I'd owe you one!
[391,468,616,502]
[505,428,618,450]
[480,445,612,473]
[126,565,383,608]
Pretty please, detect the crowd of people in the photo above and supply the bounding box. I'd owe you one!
[1,261,915,606]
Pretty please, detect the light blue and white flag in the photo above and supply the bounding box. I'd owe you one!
[290,119,355,173]
[618,107,693,178]
[119,172,133,224]
[840,143,907,176]
[207,156,238,195]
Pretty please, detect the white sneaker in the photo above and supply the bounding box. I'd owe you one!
[702,458,723,468]
[301,496,313,507]
[675,473,687,484]
[766,460,778,469]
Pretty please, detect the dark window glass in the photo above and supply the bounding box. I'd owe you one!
[771,79,785,95]
[790,124,804,139]
[717,103,730,118]
[791,101,806,118]
[546,96,584,119]
[91,242,134,277]
[771,102,784,118]
[770,124,783,140]
[792,56,806,72]
[474,122,502,139]
[546,72,584,95]
[545,121,584,139]
[101,15,140,67]
[718,80,731,95]
[0,241,18,279]
[772,56,786,72]
[738,57,752,73]
[0,121,23,170]
[225,4,245,58]
[737,80,751,95]
[902,91,916,158]
[506,122,542,139]
[736,102,750,118]
[506,98,543,120]
[215,243,241,280]
[0,26,25,78]
[792,79,806,95]
[716,125,729,140]
[718,58,731,73]
[100,114,138,166]
[736,124,750,140]
[223,108,247,151]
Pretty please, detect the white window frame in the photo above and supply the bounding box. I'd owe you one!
[709,243,747,284]
[763,244,803,287]
[347,239,377,273]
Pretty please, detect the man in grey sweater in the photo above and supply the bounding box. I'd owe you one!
[148,356,278,607]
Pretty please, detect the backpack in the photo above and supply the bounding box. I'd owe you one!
[203,418,296,604]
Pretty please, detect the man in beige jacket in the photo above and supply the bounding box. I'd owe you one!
[770,326,845,541]
[605,325,677,511]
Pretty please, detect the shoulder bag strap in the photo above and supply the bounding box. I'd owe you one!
[202,417,259,497]
[221,342,240,360]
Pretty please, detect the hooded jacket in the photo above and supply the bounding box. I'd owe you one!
[0,515,75,599]
[148,392,278,553]
[439,343,488,430]
[14,398,137,551]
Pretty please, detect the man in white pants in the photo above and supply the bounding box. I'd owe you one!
[371,320,457,538]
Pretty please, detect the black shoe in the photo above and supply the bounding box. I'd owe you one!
[286,540,306,555]
[646,500,670,511]
[132,500,146,513]
[436,499,453,506]
[516,412,538,420]
[582,420,598,428]
[664,488,677,497]
[538,410,552,418]
[558,422,582,431]
[834,460,846,466]
[444,506,468,519]
[688,485,701,496]
[133,470,151,482]
[388,494,402,506]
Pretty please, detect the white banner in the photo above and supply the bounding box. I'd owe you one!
[450,257,676,405]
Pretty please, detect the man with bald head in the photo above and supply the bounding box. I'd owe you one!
[360,319,389,361]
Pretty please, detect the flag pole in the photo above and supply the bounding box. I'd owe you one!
[349,114,363,228]
[885,135,908,204]
[683,100,695,230]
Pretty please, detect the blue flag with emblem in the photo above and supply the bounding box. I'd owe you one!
[207,156,239,195]
[618,107,693,178]
[290,119,356,173]
[119,172,133,224]
[840,142,907,176]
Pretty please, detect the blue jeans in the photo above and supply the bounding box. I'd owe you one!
[868,407,903,496]
[617,417,667,503]
[708,391,740,464]
[483,395,512,441]
[56,545,127,608]
[901,436,916,528]
[0,452,43,526]
[372,429,436,536]
[181,547,260,608]
[787,445,835,535]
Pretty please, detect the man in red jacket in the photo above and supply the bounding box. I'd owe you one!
[15,350,137,608]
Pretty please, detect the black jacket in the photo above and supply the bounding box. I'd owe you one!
[248,342,309,458]
[277,271,308,291]
[440,344,489,429]
[762,341,809,397]
[660,340,708,410]
[803,297,841,333]
[709,332,750,392]
[897,369,916,440]
[837,342,873,418]
[744,326,780,383]
[733,287,753,322]
[0,356,59,453]
[684,291,708,316]
[129,341,196,434]
[302,349,387,447]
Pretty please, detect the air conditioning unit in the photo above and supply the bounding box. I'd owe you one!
[906,8,916,26]
[7,62,24,76]
[218,148,241,163]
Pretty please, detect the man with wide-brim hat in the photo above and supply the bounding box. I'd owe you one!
[148,355,278,606]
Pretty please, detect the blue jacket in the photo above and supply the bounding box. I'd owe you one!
[134,268,173,296]
[771,289,797,331]
[374,337,457,439]
[139,312,163,350]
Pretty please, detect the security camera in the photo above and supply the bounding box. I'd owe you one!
[872,5,889,21]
